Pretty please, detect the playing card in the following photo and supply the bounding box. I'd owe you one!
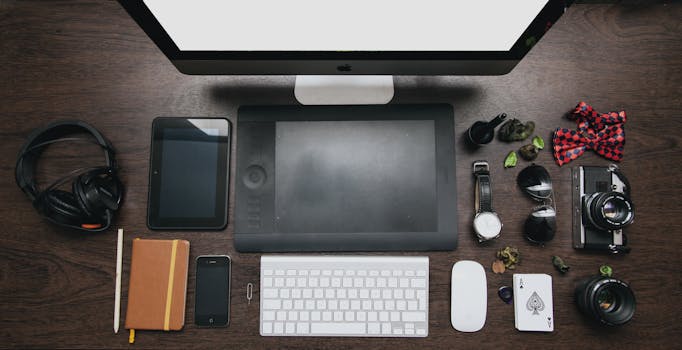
[513,274,554,332]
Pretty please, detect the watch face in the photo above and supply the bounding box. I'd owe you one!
[474,212,502,240]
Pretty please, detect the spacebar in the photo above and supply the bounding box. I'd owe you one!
[310,323,366,335]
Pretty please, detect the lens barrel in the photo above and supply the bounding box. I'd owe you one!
[575,275,636,326]
[584,191,634,231]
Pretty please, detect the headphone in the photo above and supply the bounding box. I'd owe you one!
[15,120,123,232]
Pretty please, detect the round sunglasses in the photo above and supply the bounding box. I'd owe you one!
[517,164,556,244]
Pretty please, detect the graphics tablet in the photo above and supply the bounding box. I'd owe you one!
[148,118,230,230]
[234,104,457,252]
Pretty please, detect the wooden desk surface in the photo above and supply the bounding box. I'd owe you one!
[1,2,681,349]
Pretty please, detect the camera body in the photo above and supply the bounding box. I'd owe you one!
[572,165,634,253]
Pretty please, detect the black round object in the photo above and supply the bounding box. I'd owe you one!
[575,275,636,326]
[524,205,556,243]
[498,286,513,304]
[584,191,634,231]
[517,164,552,200]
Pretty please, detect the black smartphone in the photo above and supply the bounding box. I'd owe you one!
[195,255,231,327]
[147,117,230,230]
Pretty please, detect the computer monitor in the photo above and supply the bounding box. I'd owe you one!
[118,0,571,76]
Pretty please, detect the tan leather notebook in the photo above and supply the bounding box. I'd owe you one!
[125,239,190,332]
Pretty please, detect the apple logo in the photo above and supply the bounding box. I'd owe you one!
[337,64,352,72]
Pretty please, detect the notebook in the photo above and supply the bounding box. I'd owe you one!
[125,239,190,332]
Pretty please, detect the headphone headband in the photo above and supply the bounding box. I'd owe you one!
[15,120,117,202]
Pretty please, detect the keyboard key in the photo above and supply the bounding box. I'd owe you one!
[303,289,312,298]
[286,278,296,287]
[402,312,426,322]
[263,311,276,321]
[368,322,380,334]
[288,311,298,321]
[297,322,309,334]
[263,289,278,298]
[294,300,303,310]
[382,290,392,299]
[358,270,367,276]
[283,300,293,310]
[393,328,403,335]
[357,311,366,321]
[354,278,363,287]
[320,278,330,287]
[275,278,284,287]
[417,328,426,335]
[274,322,284,334]
[347,270,355,276]
[334,311,343,321]
[310,270,320,276]
[292,289,302,299]
[298,270,308,276]
[417,270,427,277]
[322,270,332,276]
[276,311,286,320]
[263,300,281,310]
[314,289,323,298]
[348,289,358,298]
[377,278,387,287]
[285,323,295,334]
[405,323,414,329]
[381,323,392,334]
[369,270,379,277]
[390,312,400,322]
[322,311,332,321]
[405,270,415,277]
[405,289,415,299]
[331,278,341,287]
[362,300,372,310]
[325,289,335,299]
[280,289,290,298]
[311,322,365,335]
[286,270,296,276]
[300,311,310,321]
[311,311,321,321]
[381,270,391,277]
[371,289,380,299]
[334,270,344,276]
[379,311,389,322]
[340,300,350,310]
[309,278,318,287]
[263,277,273,287]
[397,300,406,310]
[329,300,338,310]
[275,270,285,276]
[351,300,360,310]
[360,289,369,298]
[365,278,375,288]
[297,278,307,287]
[316,300,326,309]
[405,328,415,335]
[262,322,272,334]
[374,300,384,310]
[264,269,274,276]
[399,278,409,288]
[343,278,352,287]
[337,289,346,299]
[407,301,418,310]
[345,311,355,321]
[305,300,315,310]
[388,278,398,288]
[385,300,395,310]
[368,311,378,321]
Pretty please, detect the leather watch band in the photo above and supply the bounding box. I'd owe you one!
[473,161,494,213]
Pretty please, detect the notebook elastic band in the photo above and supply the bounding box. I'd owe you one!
[163,239,179,331]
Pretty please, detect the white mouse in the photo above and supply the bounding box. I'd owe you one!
[451,260,487,332]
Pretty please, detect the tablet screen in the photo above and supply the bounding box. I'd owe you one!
[148,118,230,230]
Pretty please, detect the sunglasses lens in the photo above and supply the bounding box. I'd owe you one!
[524,206,556,243]
[517,164,553,199]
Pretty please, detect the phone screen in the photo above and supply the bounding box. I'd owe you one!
[195,256,231,326]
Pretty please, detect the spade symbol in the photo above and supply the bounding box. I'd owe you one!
[526,291,545,315]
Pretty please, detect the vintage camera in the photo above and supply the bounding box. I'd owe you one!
[572,164,634,253]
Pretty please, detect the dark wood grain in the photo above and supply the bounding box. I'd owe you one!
[1,1,681,349]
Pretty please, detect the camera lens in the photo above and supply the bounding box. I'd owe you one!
[575,275,636,326]
[585,191,634,231]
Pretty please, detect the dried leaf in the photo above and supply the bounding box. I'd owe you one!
[492,260,506,274]
[532,135,545,150]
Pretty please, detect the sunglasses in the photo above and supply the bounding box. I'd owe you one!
[516,164,556,244]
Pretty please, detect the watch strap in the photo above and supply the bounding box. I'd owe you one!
[473,161,494,213]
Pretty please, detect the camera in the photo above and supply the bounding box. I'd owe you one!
[572,164,634,253]
[575,275,636,326]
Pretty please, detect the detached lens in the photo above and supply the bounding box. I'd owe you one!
[575,275,636,326]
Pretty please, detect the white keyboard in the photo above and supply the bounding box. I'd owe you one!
[259,256,429,337]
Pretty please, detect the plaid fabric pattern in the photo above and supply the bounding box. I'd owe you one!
[552,102,626,166]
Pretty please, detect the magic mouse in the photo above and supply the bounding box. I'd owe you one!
[451,260,487,332]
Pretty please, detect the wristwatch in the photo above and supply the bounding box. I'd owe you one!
[472,161,502,242]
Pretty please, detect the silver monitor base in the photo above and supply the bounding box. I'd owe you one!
[294,75,394,105]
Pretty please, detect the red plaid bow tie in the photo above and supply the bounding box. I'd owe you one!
[553,102,626,166]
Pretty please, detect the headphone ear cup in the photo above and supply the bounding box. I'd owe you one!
[43,190,87,224]
[75,169,122,217]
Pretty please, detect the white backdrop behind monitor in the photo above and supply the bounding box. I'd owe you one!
[143,0,548,52]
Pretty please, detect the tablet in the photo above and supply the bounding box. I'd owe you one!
[147,118,230,230]
[234,104,457,251]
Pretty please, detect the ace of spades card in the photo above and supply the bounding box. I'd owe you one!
[513,274,554,332]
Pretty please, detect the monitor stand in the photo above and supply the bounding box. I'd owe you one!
[294,75,394,105]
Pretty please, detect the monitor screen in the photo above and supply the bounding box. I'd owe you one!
[119,0,571,74]
[142,0,547,52]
